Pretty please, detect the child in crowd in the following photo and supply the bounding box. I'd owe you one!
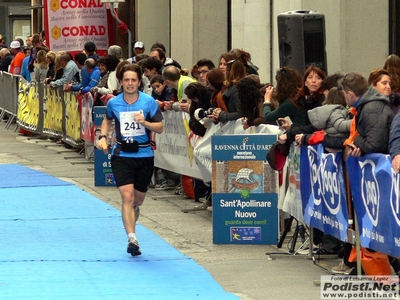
[295,87,352,151]
[33,49,49,83]
[150,74,174,109]
[149,74,180,191]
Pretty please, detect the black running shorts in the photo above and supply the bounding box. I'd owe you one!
[111,156,154,192]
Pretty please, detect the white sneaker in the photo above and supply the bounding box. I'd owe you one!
[155,182,178,191]
[127,237,141,256]
[331,261,351,274]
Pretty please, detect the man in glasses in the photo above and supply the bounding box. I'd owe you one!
[195,58,215,87]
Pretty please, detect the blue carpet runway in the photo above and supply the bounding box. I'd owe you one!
[0,164,239,299]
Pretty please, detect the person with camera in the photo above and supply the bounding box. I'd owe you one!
[96,63,163,256]
[184,82,213,206]
[236,76,266,129]
[185,82,213,137]
[263,66,312,126]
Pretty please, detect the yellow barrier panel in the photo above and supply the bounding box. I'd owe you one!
[43,87,63,135]
[27,83,40,131]
[16,81,82,146]
[65,92,81,142]
[17,81,40,132]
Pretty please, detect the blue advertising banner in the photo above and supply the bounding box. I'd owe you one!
[346,154,400,257]
[93,106,115,186]
[300,144,349,242]
[211,134,278,244]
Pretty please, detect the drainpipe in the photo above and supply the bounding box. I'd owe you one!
[108,3,132,59]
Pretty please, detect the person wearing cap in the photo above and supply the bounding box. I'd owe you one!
[134,41,145,56]
[84,41,100,61]
[9,41,25,74]
[127,41,145,63]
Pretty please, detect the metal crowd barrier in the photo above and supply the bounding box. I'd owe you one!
[0,71,20,129]
[0,72,85,150]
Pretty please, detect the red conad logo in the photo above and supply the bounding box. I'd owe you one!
[62,25,106,37]
[60,0,104,9]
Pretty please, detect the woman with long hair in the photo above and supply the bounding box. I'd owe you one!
[33,49,49,83]
[237,76,265,127]
[218,52,235,78]
[383,54,400,93]
[45,51,56,80]
[297,65,327,121]
[229,48,259,75]
[280,65,327,144]
[207,68,226,109]
[372,66,400,114]
[28,33,49,74]
[44,51,66,84]
[263,66,303,124]
[211,59,246,123]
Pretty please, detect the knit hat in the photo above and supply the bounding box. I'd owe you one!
[10,41,21,49]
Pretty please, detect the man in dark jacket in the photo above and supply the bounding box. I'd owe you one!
[0,48,13,72]
[338,72,394,275]
[342,72,394,155]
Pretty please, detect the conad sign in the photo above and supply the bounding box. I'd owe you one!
[59,0,105,9]
[44,0,110,54]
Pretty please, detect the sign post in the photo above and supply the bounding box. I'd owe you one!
[212,134,279,244]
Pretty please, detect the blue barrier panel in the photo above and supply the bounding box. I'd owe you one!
[347,154,400,257]
[300,144,349,242]
[93,106,116,186]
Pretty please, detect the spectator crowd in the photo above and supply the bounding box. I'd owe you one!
[2,31,400,272]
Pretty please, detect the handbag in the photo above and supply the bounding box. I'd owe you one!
[266,140,290,171]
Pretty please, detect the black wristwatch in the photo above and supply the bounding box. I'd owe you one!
[98,134,107,140]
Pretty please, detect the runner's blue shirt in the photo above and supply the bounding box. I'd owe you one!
[106,91,163,158]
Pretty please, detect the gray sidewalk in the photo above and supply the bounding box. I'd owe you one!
[0,123,339,300]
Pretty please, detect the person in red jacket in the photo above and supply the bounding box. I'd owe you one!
[9,41,25,75]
